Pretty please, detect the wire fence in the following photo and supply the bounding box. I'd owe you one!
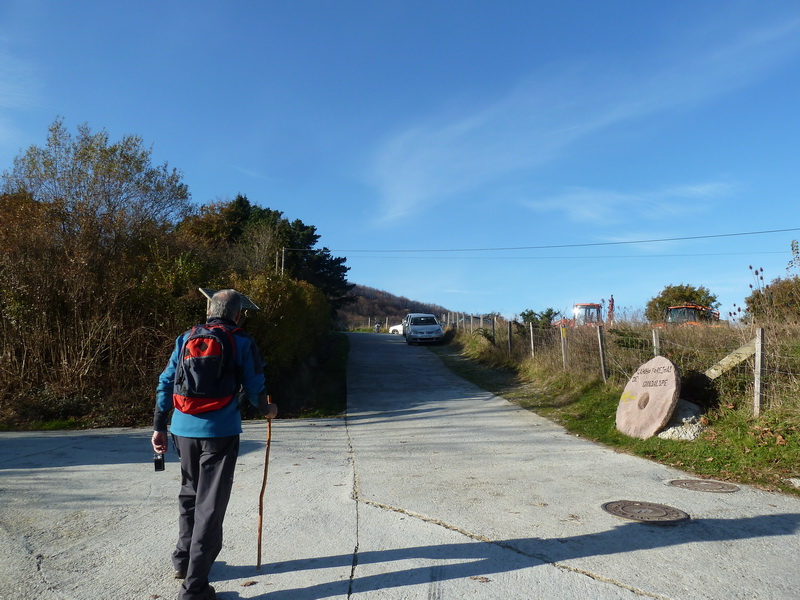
[349,311,799,414]
[445,313,800,415]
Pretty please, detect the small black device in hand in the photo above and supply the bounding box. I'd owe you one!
[154,452,165,471]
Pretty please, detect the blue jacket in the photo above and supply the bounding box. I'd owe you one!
[153,318,267,438]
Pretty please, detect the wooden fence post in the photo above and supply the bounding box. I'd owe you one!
[529,322,535,358]
[652,328,660,357]
[754,327,764,416]
[560,325,568,370]
[597,325,607,383]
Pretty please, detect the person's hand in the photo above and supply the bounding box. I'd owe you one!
[152,431,168,454]
[264,404,278,420]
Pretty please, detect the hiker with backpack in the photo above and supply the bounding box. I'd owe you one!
[151,289,277,600]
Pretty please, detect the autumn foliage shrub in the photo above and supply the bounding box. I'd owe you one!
[0,119,346,427]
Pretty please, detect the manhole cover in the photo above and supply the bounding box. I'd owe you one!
[668,479,740,493]
[602,500,689,523]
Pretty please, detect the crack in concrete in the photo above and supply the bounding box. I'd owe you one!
[5,523,58,596]
[344,415,360,599]
[357,498,670,600]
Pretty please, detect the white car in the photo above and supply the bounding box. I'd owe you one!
[389,324,403,334]
[404,313,444,344]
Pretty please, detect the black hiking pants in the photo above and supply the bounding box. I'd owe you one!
[172,434,240,600]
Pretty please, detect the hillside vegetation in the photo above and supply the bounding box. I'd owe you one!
[0,119,349,428]
[338,284,451,329]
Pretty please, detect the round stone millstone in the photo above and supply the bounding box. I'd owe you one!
[602,500,689,523]
[616,356,680,439]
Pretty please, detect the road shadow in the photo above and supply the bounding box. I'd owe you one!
[0,428,269,470]
[211,512,800,599]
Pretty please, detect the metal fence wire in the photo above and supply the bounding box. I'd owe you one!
[450,315,799,415]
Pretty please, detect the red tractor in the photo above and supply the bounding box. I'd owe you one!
[662,303,721,327]
[553,303,604,327]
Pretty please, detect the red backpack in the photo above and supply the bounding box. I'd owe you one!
[173,323,242,415]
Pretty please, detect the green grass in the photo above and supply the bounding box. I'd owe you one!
[430,342,800,496]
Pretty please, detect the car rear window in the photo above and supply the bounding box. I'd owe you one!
[411,317,437,325]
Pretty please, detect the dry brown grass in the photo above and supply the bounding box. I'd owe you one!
[448,317,800,415]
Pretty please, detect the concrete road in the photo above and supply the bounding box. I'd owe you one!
[1,332,799,599]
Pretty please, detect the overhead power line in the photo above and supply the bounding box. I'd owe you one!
[348,250,788,260]
[330,227,800,254]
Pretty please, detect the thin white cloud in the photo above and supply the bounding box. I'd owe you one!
[372,79,586,223]
[0,50,36,110]
[370,16,800,226]
[232,165,270,180]
[524,181,738,225]
[0,46,40,162]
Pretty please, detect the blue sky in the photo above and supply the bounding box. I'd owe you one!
[2,1,800,320]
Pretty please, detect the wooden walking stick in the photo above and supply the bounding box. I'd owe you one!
[256,396,272,570]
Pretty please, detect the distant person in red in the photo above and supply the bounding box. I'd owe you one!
[608,295,615,325]
[152,289,277,600]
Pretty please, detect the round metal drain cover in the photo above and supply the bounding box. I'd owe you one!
[602,500,689,523]
[668,479,739,493]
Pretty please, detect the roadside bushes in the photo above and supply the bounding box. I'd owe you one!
[0,119,347,428]
[0,230,206,426]
[0,239,340,426]
[229,273,345,416]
